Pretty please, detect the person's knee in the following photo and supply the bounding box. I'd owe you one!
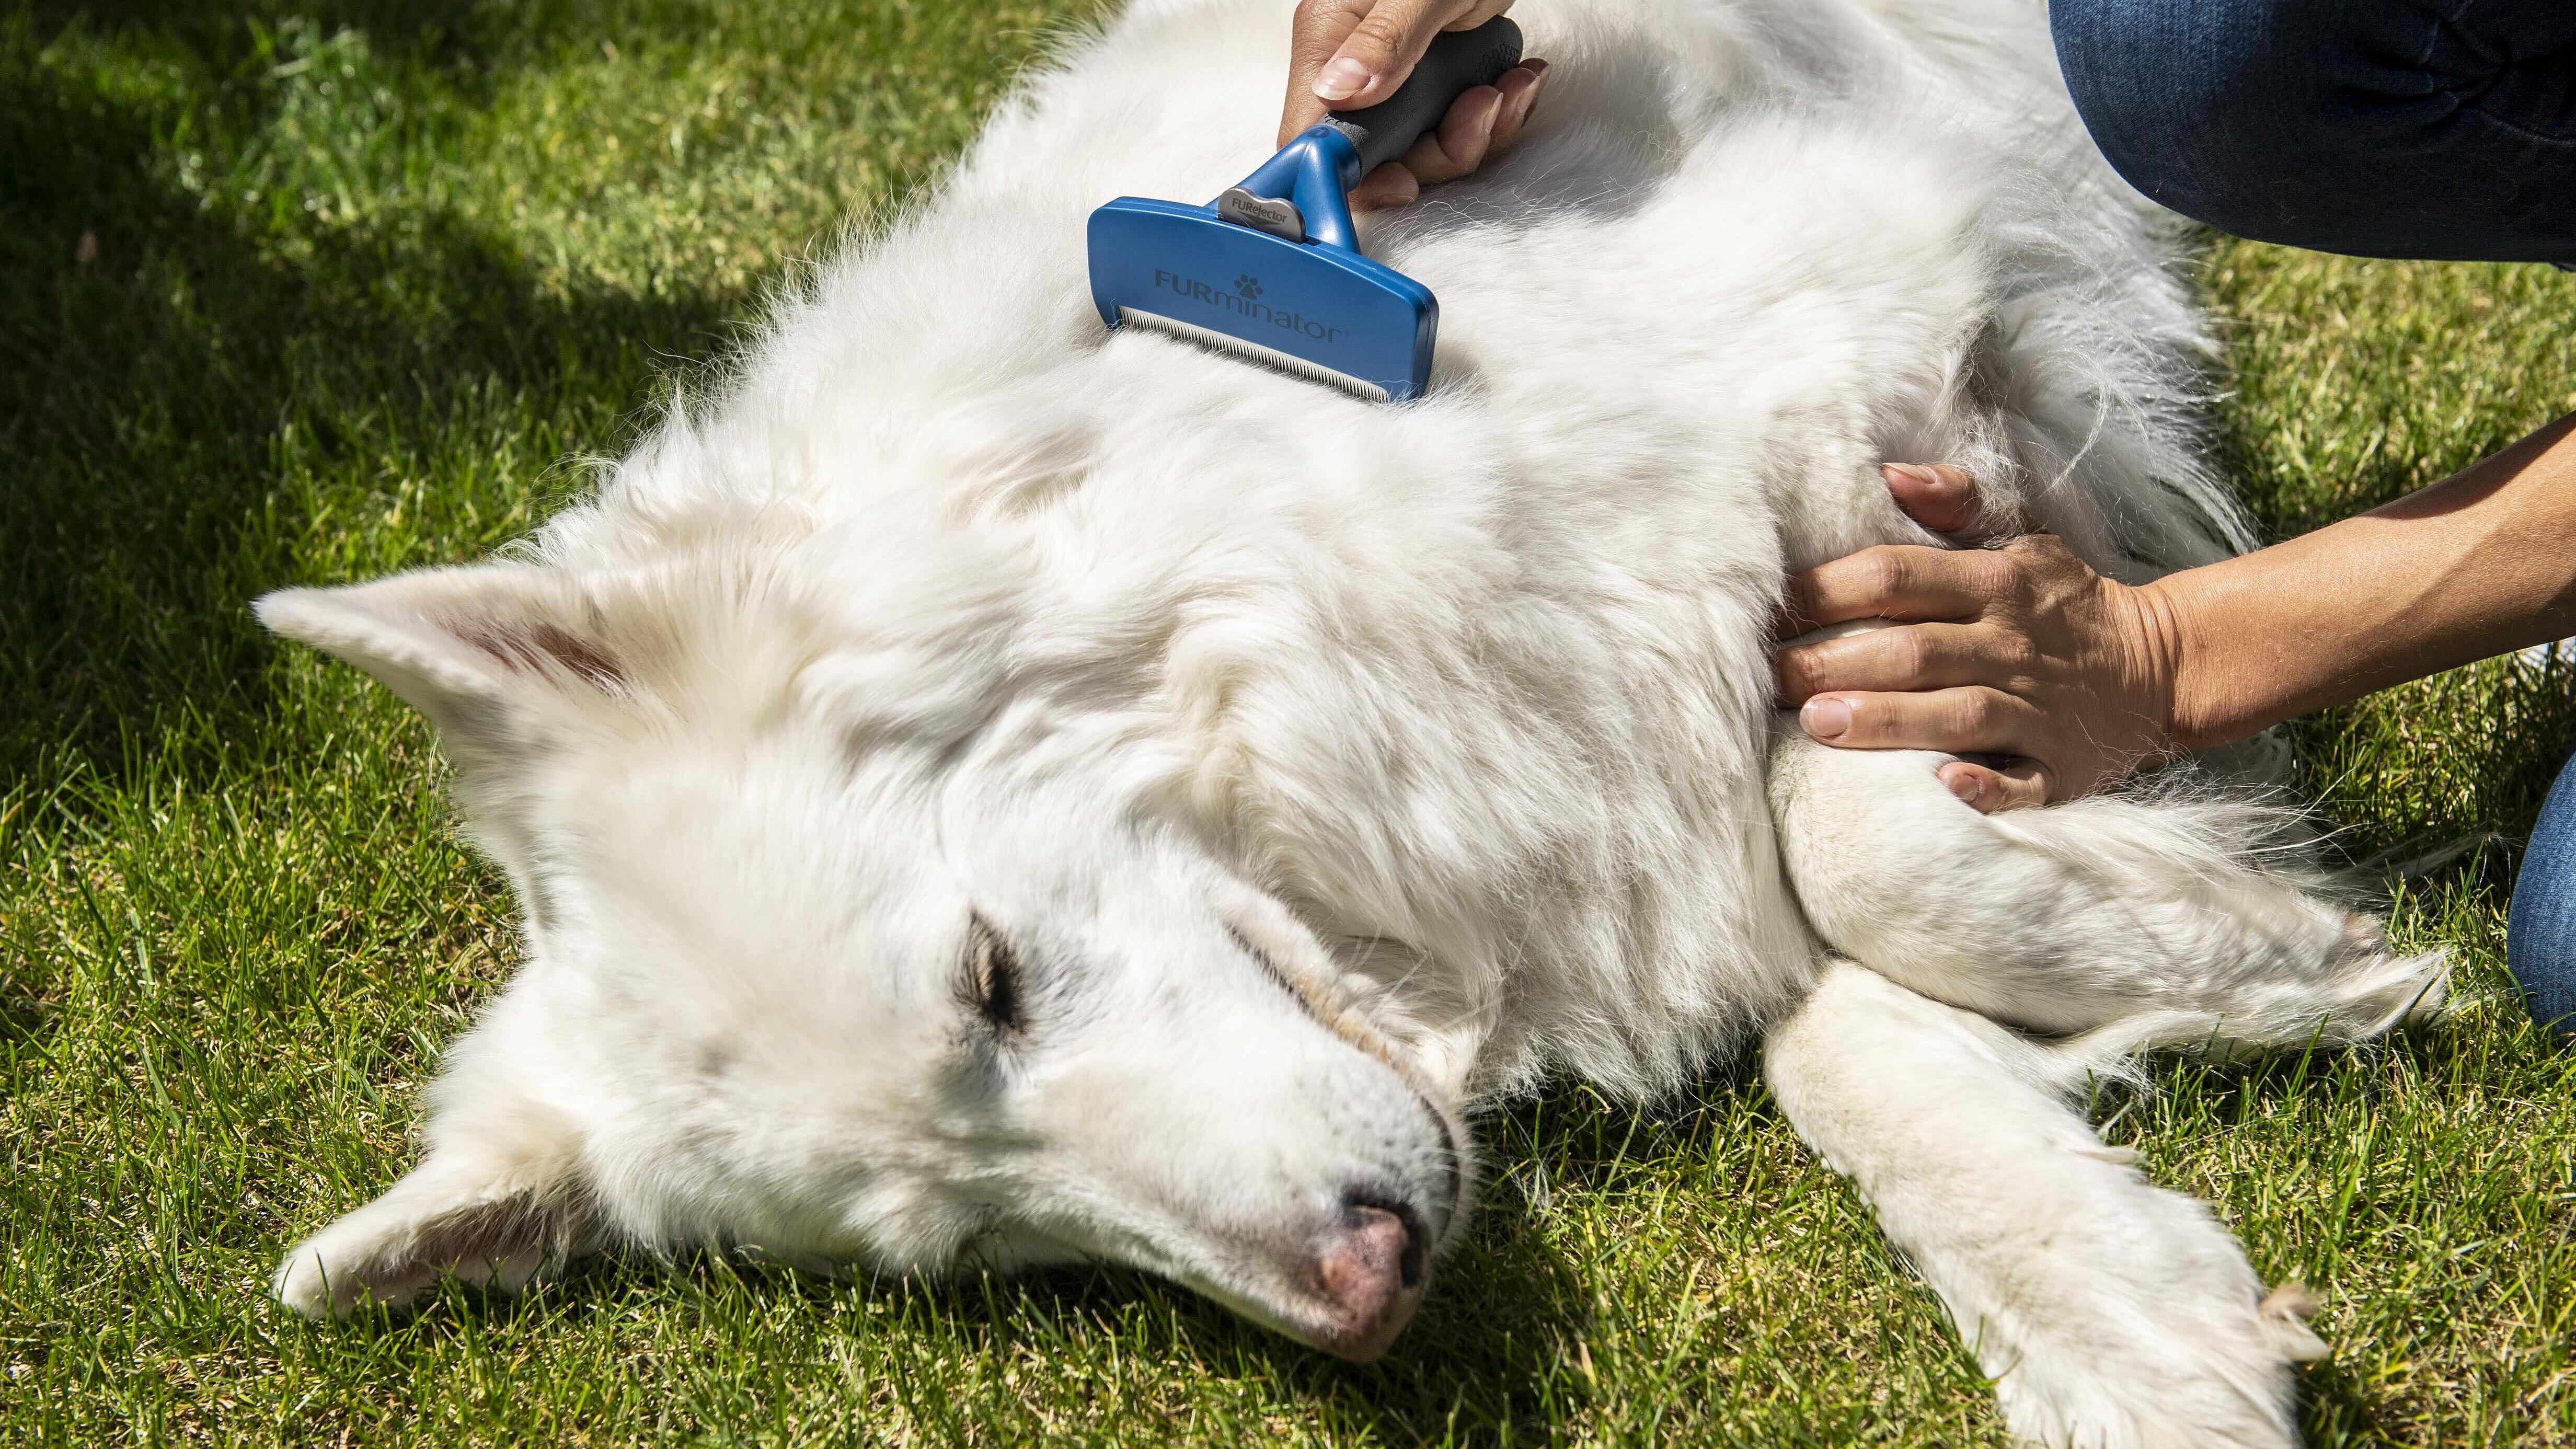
[2050,0,2436,248]
[2050,0,2305,232]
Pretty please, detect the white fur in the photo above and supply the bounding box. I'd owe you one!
[257,2,2442,1444]
[1766,964,2333,1449]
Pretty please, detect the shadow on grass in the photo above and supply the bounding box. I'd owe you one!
[22,0,712,93]
[0,7,730,793]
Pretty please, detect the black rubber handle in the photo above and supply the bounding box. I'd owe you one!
[1321,16,1524,178]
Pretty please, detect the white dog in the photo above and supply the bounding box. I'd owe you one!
[259,2,2445,1444]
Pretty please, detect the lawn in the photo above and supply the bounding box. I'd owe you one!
[3,2,2571,1444]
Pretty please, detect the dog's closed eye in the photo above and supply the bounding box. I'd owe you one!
[963,914,1023,1036]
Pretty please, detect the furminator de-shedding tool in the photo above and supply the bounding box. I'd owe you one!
[1086,17,1523,402]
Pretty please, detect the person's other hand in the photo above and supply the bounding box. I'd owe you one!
[1279,0,1549,210]
[1771,464,2188,813]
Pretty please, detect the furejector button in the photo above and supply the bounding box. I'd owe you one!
[1218,187,1306,243]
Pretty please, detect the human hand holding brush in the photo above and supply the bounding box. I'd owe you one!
[1279,0,1550,209]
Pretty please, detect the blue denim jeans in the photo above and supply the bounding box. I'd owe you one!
[2050,0,2576,264]
[2510,755,2576,1036]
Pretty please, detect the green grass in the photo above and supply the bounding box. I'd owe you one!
[3,3,2571,1443]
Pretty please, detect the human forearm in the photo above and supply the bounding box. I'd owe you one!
[2150,411,2576,749]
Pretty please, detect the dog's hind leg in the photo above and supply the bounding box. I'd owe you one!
[1766,732,2445,1050]
[1765,962,2325,1449]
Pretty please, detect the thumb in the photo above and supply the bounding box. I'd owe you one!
[1284,1,1517,144]
[1938,758,2050,813]
[1309,0,1454,107]
[1312,0,1511,107]
[1283,0,1372,142]
[1881,463,1985,536]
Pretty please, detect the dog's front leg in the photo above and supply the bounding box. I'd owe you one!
[1763,962,2326,1449]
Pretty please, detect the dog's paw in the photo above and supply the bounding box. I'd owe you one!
[271,1236,420,1320]
[2257,1281,2329,1363]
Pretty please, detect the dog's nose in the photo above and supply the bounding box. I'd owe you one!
[1308,1197,1427,1361]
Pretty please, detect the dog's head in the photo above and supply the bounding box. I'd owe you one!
[257,550,1466,1360]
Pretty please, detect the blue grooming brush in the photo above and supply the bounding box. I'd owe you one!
[1087,17,1523,402]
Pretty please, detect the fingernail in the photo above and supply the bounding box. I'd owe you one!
[1944,770,1984,808]
[1883,463,1940,488]
[1315,57,1371,100]
[1800,697,1851,741]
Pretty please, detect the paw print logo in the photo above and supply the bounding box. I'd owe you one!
[1234,273,1263,299]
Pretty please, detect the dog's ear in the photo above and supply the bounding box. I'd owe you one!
[273,1101,598,1319]
[256,565,637,751]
